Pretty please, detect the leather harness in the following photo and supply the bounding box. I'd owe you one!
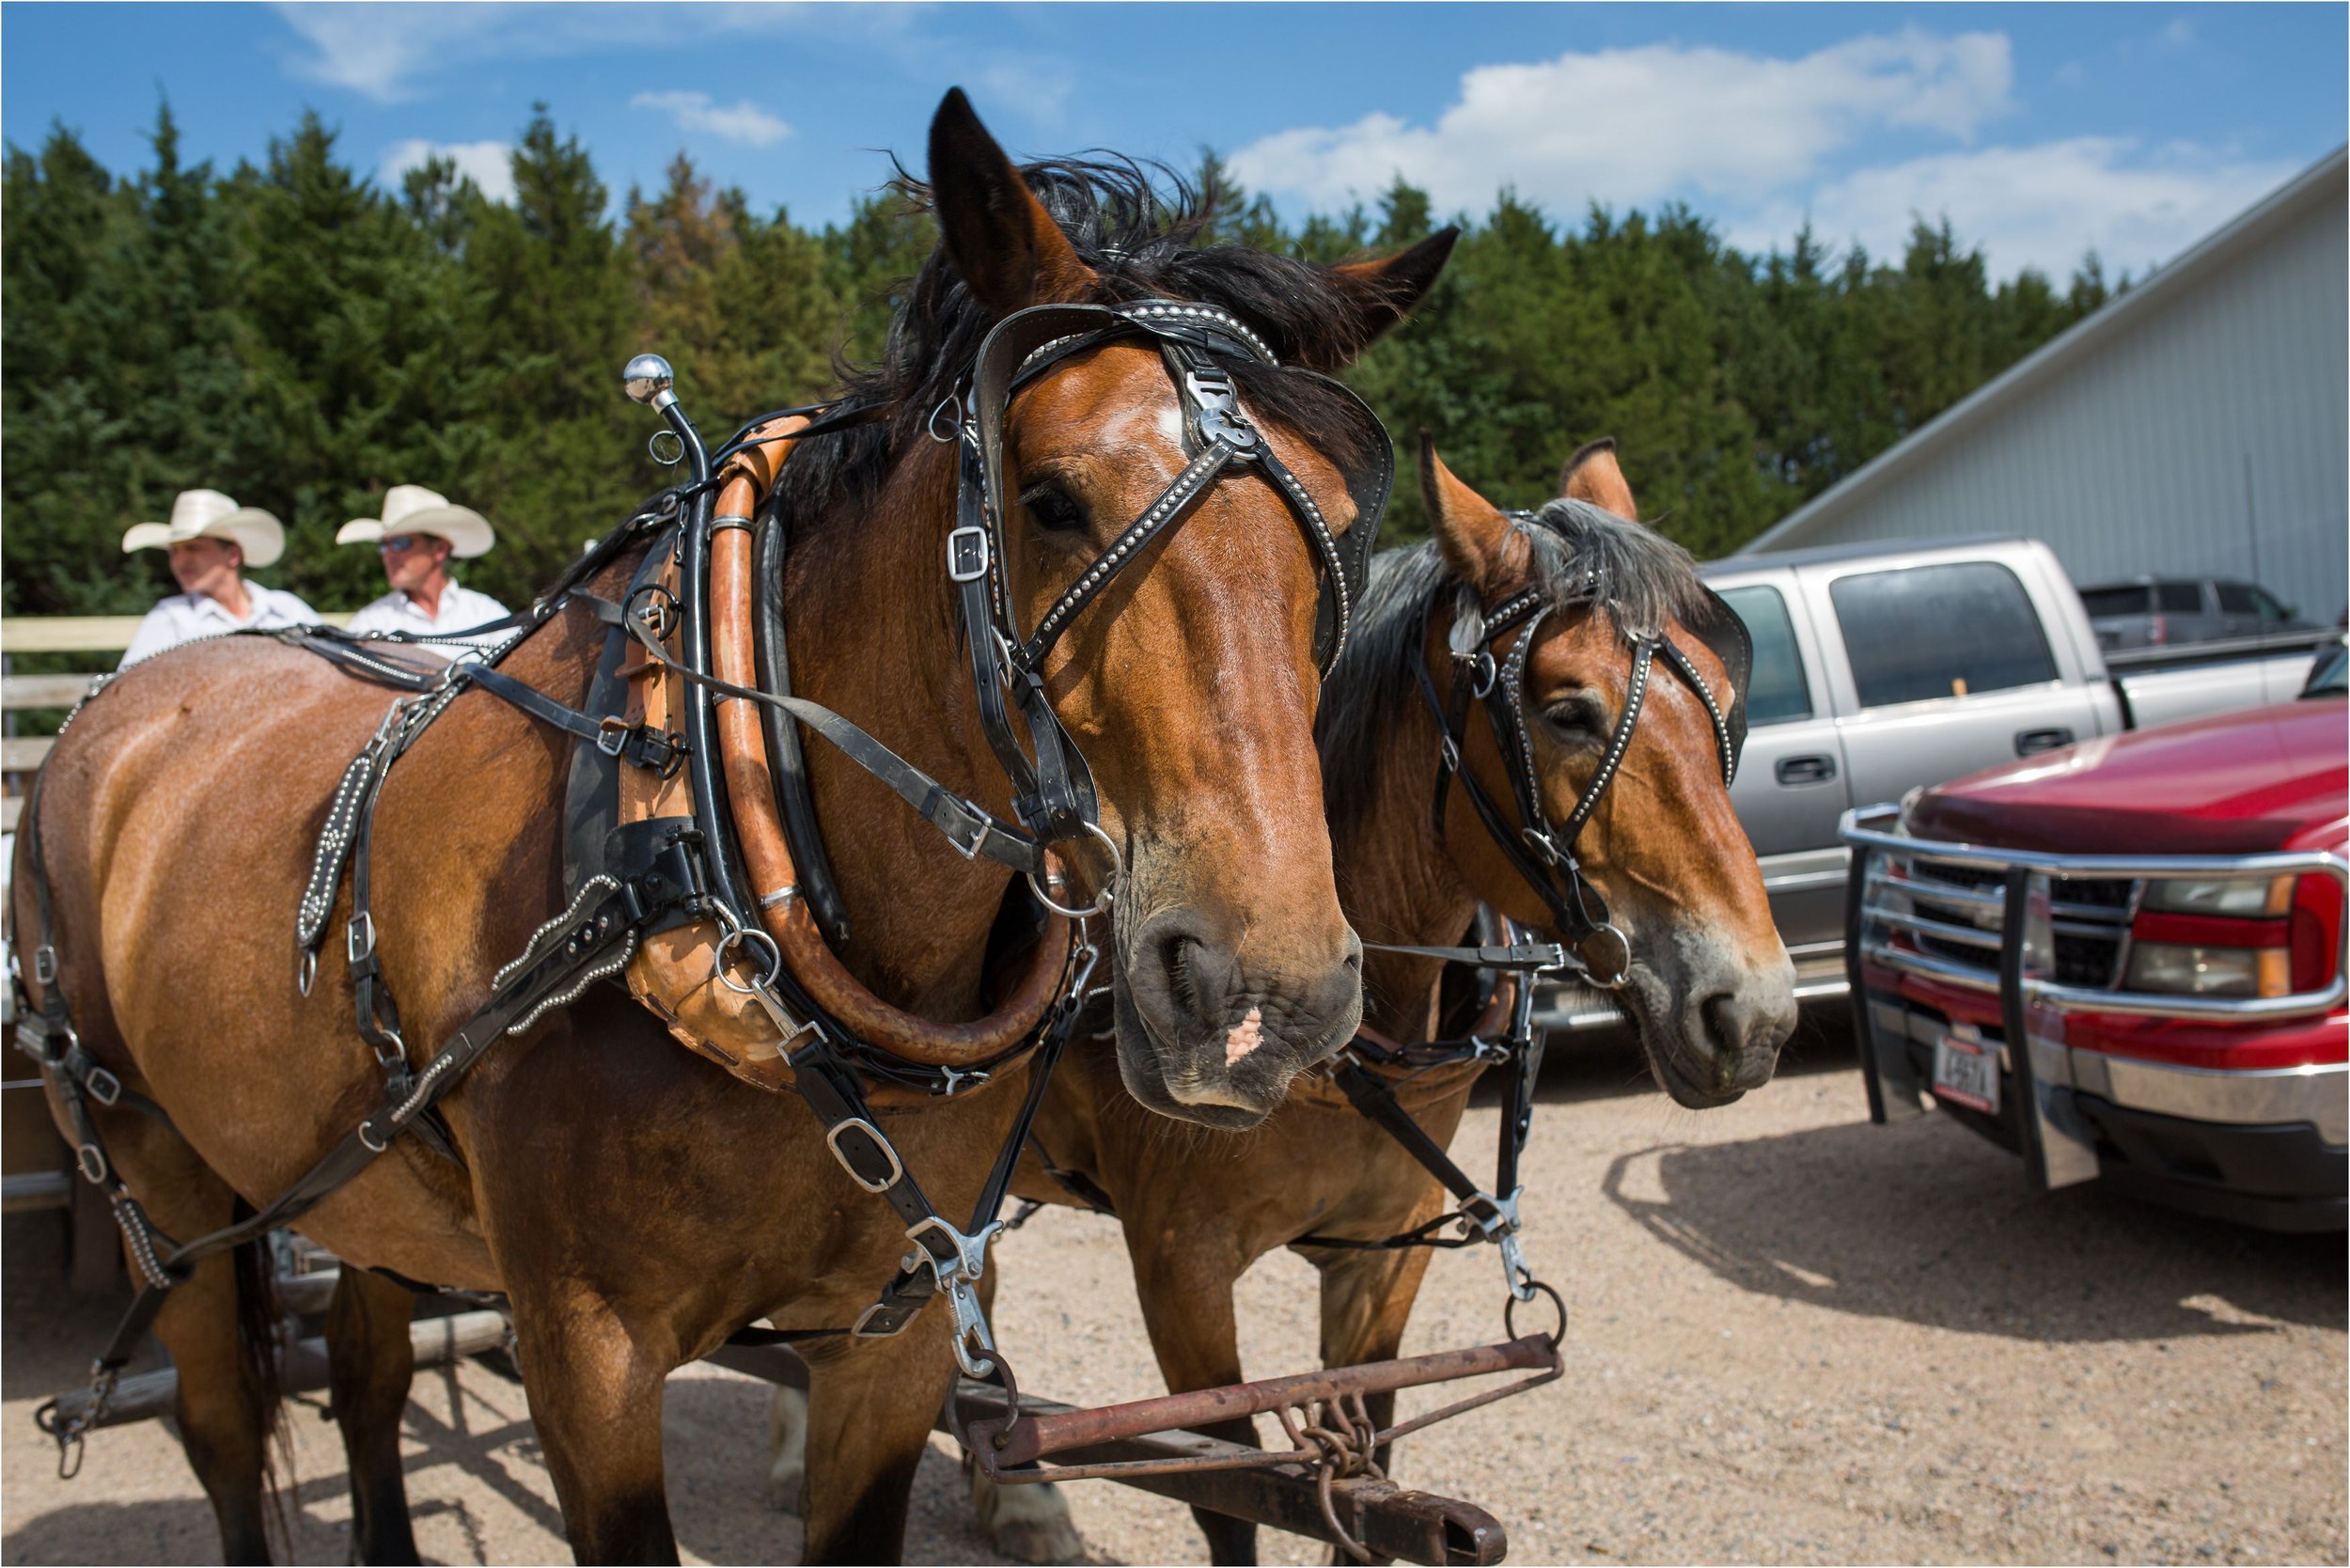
[16,296,1396,1468]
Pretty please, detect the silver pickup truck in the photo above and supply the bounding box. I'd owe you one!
[1543,535,2330,1027]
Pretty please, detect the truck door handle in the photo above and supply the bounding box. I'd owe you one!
[2014,728,2074,757]
[1774,754,1837,785]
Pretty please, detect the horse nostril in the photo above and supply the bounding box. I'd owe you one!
[1700,993,1745,1057]
[1164,933,1206,1019]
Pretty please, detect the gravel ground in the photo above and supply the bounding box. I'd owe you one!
[5,1014,2342,1566]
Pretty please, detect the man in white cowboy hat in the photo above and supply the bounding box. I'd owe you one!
[337,485,511,656]
[119,489,320,666]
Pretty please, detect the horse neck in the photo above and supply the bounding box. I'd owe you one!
[780,438,1016,1017]
[1330,606,1481,1048]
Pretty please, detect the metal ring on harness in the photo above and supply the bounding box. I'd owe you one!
[712,922,786,996]
[1026,822,1121,920]
[1504,1278,1569,1348]
[1574,923,1633,989]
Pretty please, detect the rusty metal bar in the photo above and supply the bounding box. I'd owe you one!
[970,1334,1556,1467]
[703,1341,1515,1566]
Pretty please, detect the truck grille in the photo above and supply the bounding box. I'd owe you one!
[1899,859,2136,989]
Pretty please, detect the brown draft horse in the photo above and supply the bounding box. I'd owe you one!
[9,92,1453,1564]
[922,440,1798,1562]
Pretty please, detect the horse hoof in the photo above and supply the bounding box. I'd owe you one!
[978,1477,1084,1563]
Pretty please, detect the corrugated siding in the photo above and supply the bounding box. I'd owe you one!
[1758,180,2348,615]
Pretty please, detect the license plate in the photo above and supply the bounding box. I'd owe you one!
[1932,1031,1999,1115]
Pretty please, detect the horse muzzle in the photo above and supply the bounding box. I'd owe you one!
[1108,904,1363,1128]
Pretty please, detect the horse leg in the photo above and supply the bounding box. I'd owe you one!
[961,1268,1083,1563]
[1129,1238,1258,1565]
[1310,1244,1435,1478]
[765,1382,808,1513]
[796,1323,959,1565]
[324,1267,421,1563]
[134,1161,287,1564]
[505,1285,675,1564]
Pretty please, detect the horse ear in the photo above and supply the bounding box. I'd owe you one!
[1421,434,1518,594]
[1299,227,1460,371]
[928,87,1096,315]
[1559,437,1638,520]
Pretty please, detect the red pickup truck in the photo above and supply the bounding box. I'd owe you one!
[1841,647,2347,1231]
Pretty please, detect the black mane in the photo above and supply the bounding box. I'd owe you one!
[1315,498,1707,828]
[771,156,1382,526]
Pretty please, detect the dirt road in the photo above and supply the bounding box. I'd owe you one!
[6,1020,2342,1564]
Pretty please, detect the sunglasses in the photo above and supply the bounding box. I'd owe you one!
[377,535,426,556]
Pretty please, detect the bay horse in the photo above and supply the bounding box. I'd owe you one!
[9,90,1453,1564]
[918,438,1798,1561]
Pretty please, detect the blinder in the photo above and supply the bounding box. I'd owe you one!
[1684,583,1751,784]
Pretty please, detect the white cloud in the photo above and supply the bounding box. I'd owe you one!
[379,138,516,203]
[273,2,848,102]
[630,90,791,148]
[2157,17,2198,50]
[1229,28,2014,216]
[1733,138,2298,278]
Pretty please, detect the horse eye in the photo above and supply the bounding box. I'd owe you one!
[1020,481,1088,534]
[1542,697,1606,738]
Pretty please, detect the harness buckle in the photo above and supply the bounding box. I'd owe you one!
[83,1066,122,1107]
[946,524,992,583]
[928,790,992,860]
[346,913,377,964]
[1183,367,1258,451]
[824,1117,906,1194]
[1520,826,1561,867]
[76,1143,108,1185]
[1468,651,1499,699]
[596,716,633,758]
[33,946,58,986]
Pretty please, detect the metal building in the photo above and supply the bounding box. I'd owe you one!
[1738,146,2348,620]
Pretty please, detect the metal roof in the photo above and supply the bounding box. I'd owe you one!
[1735,144,2350,557]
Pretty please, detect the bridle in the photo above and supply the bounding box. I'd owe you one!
[952,299,1384,856]
[1412,524,1750,988]
[717,296,1387,903]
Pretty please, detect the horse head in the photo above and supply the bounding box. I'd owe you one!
[1419,439,1796,1105]
[799,91,1456,1126]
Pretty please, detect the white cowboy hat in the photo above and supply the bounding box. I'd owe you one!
[337,485,495,558]
[120,490,286,569]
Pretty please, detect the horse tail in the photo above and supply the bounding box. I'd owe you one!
[228,1205,294,1546]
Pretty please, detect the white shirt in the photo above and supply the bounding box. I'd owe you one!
[120,585,320,667]
[344,582,513,658]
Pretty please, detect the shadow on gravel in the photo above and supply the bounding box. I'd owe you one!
[1,1471,492,1567]
[1600,1108,2346,1343]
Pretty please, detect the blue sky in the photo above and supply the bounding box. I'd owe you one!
[5,4,2342,281]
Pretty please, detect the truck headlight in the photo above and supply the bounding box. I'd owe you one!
[2138,876,2294,917]
[2123,942,2290,997]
